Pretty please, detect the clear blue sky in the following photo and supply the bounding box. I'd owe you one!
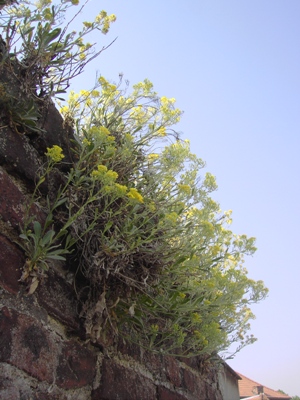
[70,1,300,396]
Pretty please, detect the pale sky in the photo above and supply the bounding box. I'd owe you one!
[70,1,300,396]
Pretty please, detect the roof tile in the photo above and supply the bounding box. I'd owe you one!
[237,372,291,400]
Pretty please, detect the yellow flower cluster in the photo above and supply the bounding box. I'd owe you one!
[94,11,116,34]
[193,330,209,346]
[88,126,116,150]
[133,79,154,96]
[125,133,134,142]
[114,183,128,196]
[192,313,202,323]
[60,105,69,114]
[150,324,159,333]
[202,221,214,235]
[82,138,91,147]
[164,212,178,225]
[98,76,118,97]
[129,106,147,124]
[157,126,167,137]
[91,165,118,183]
[148,202,156,212]
[148,153,159,162]
[91,90,100,98]
[36,0,52,11]
[127,188,144,203]
[45,145,64,162]
[42,7,52,20]
[83,21,93,29]
[160,96,181,124]
[178,184,192,195]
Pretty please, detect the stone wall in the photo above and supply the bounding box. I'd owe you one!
[0,61,224,399]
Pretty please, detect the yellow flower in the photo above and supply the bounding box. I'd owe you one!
[151,324,159,333]
[43,7,52,20]
[125,133,134,142]
[106,135,115,143]
[101,185,111,193]
[192,313,202,323]
[91,170,101,179]
[45,145,64,162]
[157,127,167,136]
[178,184,192,195]
[80,90,90,97]
[148,153,159,161]
[60,105,69,114]
[83,21,93,29]
[114,183,127,196]
[127,188,144,203]
[99,126,111,136]
[165,212,178,225]
[91,164,107,179]
[91,90,100,97]
[148,202,156,212]
[106,170,118,181]
[97,165,107,173]
[82,138,91,146]
[36,0,52,10]
[193,330,202,339]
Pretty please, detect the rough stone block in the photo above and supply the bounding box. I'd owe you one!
[178,355,200,370]
[206,383,223,400]
[34,101,75,166]
[0,306,16,362]
[0,306,59,383]
[92,358,156,400]
[164,356,182,388]
[36,269,80,332]
[157,387,188,400]
[0,235,23,294]
[0,166,28,228]
[0,166,44,229]
[0,125,41,182]
[56,340,97,389]
[182,368,206,397]
[142,349,164,380]
[117,338,141,362]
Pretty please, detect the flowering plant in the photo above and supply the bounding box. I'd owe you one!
[20,75,267,357]
[0,0,116,98]
[8,1,268,358]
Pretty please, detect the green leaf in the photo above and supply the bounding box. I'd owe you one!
[173,256,189,267]
[53,197,68,209]
[33,221,42,238]
[44,27,61,46]
[46,254,66,261]
[40,229,55,246]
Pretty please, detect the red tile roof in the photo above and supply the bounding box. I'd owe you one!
[237,373,291,400]
[242,395,272,400]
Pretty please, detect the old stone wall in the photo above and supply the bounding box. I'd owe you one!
[0,62,224,399]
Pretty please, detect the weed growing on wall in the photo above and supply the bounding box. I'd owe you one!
[0,0,268,358]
